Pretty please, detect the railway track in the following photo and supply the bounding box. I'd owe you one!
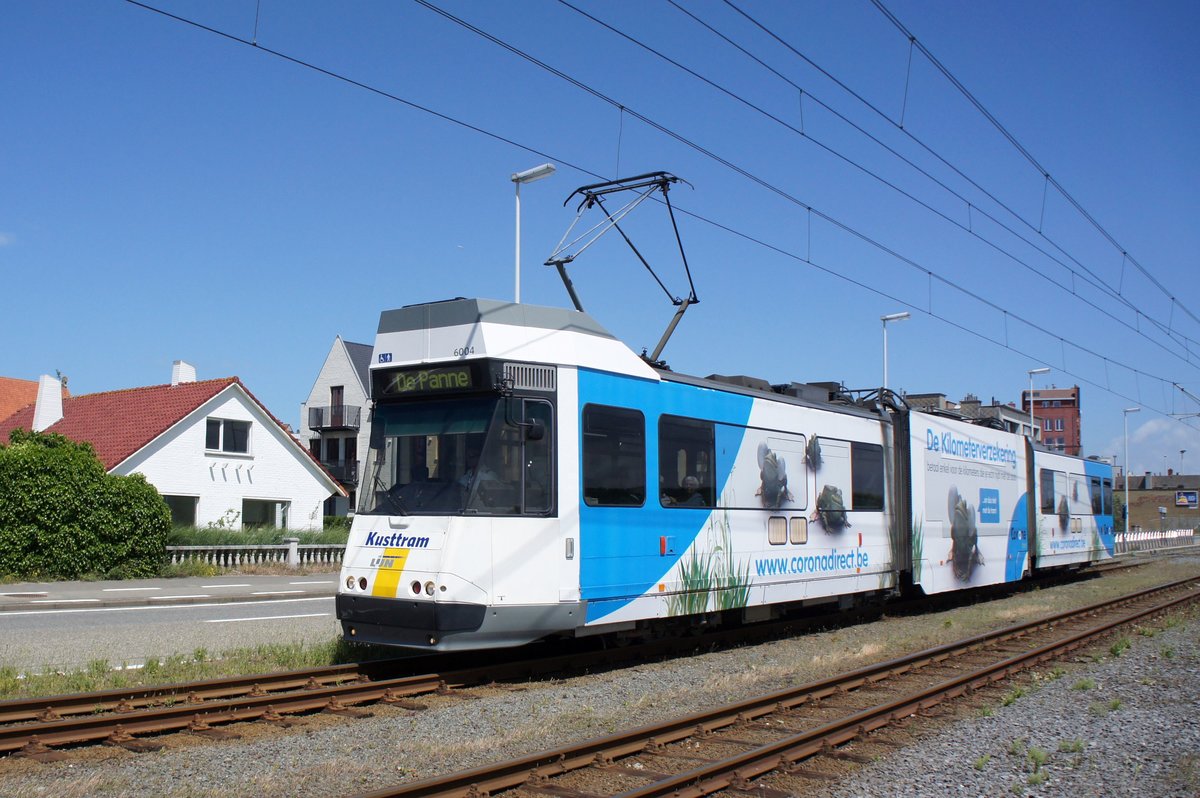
[349,575,1200,798]
[0,556,1174,763]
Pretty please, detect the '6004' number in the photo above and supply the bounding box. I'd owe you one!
[453,346,474,357]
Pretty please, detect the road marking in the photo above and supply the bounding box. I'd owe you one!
[288,580,335,585]
[0,596,332,617]
[0,592,48,597]
[251,590,305,596]
[102,587,162,592]
[30,599,100,604]
[205,612,330,624]
[200,584,252,588]
[149,594,211,600]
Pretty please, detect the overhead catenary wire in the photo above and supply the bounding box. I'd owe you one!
[866,0,1200,333]
[417,0,1199,380]
[560,0,1200,371]
[122,0,1198,430]
[709,0,1200,359]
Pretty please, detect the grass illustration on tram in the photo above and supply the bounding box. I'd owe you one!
[667,511,751,616]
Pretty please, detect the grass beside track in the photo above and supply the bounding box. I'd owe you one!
[0,639,395,702]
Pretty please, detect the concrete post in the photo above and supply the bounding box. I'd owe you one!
[284,537,300,568]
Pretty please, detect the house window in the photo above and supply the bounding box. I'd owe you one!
[206,418,251,453]
[1043,418,1051,431]
[163,495,197,527]
[244,499,288,529]
[1055,418,1064,432]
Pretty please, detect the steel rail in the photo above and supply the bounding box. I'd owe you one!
[0,660,401,726]
[0,669,460,755]
[613,584,1200,798]
[351,576,1199,798]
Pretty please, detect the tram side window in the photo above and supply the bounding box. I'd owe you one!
[1102,478,1113,516]
[582,405,645,506]
[1090,477,1103,515]
[659,416,715,508]
[850,442,885,511]
[1039,469,1057,513]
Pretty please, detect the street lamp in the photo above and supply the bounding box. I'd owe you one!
[1182,449,1187,474]
[1026,367,1051,441]
[881,312,910,390]
[1124,407,1140,538]
[511,163,556,303]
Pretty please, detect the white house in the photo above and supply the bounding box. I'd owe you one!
[300,336,373,517]
[0,363,345,530]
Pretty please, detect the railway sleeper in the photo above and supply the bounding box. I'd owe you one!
[728,772,794,798]
[12,736,70,763]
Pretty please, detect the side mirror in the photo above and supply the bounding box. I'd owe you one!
[525,418,545,441]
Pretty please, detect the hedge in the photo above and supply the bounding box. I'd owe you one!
[0,429,171,579]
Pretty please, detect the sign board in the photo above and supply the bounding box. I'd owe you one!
[1175,490,1198,509]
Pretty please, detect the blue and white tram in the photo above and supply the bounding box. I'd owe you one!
[335,298,1114,650]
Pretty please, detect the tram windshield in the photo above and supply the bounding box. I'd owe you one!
[358,396,553,517]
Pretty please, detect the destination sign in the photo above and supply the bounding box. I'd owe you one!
[377,365,476,397]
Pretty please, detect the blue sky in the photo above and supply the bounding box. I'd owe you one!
[3,0,1198,477]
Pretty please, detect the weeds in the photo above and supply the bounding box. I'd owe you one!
[1071,677,1096,691]
[1110,637,1131,657]
[1088,698,1123,716]
[1001,686,1027,706]
[974,754,990,770]
[1058,739,1085,754]
[1162,646,1176,659]
[1009,738,1027,757]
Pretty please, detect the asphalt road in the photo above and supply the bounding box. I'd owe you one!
[0,576,342,671]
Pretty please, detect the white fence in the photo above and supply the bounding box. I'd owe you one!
[1115,528,1196,554]
[166,539,345,568]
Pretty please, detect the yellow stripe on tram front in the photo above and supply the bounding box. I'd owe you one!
[371,547,411,598]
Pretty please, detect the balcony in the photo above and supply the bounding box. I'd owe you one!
[308,405,361,430]
[320,459,359,485]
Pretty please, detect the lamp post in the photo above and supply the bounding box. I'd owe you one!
[881,312,910,390]
[1026,367,1051,441]
[1182,449,1187,474]
[1124,406,1140,538]
[511,163,556,303]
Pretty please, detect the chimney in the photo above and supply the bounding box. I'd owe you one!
[32,374,64,431]
[172,360,197,386]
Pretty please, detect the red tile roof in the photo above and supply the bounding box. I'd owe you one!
[0,377,344,496]
[0,377,69,425]
[0,378,237,469]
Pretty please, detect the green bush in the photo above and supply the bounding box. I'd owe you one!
[0,429,170,579]
[323,515,351,532]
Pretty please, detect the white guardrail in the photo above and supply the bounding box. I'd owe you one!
[165,539,346,568]
[1115,528,1197,554]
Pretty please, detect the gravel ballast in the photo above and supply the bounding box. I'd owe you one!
[1,558,1198,797]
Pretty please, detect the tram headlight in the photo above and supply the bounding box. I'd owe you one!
[424,580,436,596]
[358,577,368,591]
[345,576,355,590]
